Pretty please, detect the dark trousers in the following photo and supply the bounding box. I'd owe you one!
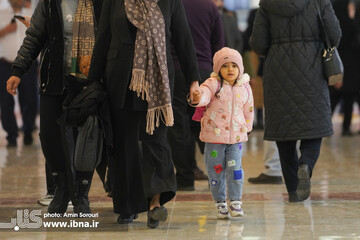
[167,69,209,187]
[330,89,356,132]
[110,108,177,215]
[45,162,56,195]
[110,109,148,215]
[39,95,67,172]
[40,94,102,200]
[276,138,322,193]
[140,119,176,206]
[0,59,38,142]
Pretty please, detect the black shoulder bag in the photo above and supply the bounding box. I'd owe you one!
[315,1,344,85]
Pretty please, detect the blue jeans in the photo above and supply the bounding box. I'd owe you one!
[204,143,244,202]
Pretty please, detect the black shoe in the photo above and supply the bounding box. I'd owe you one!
[342,130,353,137]
[296,164,311,201]
[288,192,300,202]
[48,172,70,214]
[147,215,159,228]
[194,167,208,180]
[177,185,195,191]
[148,206,168,222]
[7,139,17,148]
[117,214,138,224]
[248,173,283,184]
[23,134,33,145]
[73,178,92,214]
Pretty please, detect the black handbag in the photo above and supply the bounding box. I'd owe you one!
[315,1,344,85]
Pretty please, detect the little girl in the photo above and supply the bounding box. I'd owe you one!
[192,47,254,218]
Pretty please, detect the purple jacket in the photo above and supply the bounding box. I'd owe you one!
[173,0,225,71]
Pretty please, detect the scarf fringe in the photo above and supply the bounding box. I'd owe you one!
[129,69,149,100]
[146,104,174,134]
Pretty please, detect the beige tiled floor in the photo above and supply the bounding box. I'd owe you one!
[0,113,359,239]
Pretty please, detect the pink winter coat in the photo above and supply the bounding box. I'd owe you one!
[197,73,254,144]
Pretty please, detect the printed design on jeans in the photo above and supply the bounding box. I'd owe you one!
[234,170,242,180]
[210,179,218,186]
[214,164,223,174]
[238,143,242,150]
[228,160,236,167]
[211,151,217,158]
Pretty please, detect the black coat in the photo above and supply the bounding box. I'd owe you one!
[250,0,341,141]
[87,0,200,110]
[12,0,103,96]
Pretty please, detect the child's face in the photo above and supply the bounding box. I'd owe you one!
[219,62,239,85]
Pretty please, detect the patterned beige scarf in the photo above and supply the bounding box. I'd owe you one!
[70,0,96,78]
[125,0,173,134]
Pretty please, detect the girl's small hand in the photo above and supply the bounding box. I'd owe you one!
[189,81,200,104]
[193,90,202,103]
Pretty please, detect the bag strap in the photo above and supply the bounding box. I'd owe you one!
[314,0,332,49]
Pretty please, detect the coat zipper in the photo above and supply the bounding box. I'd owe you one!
[41,49,51,93]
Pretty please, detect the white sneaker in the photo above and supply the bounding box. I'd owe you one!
[37,194,73,206]
[215,202,229,219]
[229,201,244,217]
[37,194,54,206]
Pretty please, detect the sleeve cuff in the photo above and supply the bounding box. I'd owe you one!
[12,66,26,79]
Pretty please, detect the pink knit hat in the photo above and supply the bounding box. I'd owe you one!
[213,47,244,78]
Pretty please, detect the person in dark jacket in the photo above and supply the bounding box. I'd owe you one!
[6,0,103,214]
[330,0,360,136]
[250,0,341,202]
[87,0,201,228]
[245,8,283,185]
[213,0,243,53]
[168,0,224,191]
